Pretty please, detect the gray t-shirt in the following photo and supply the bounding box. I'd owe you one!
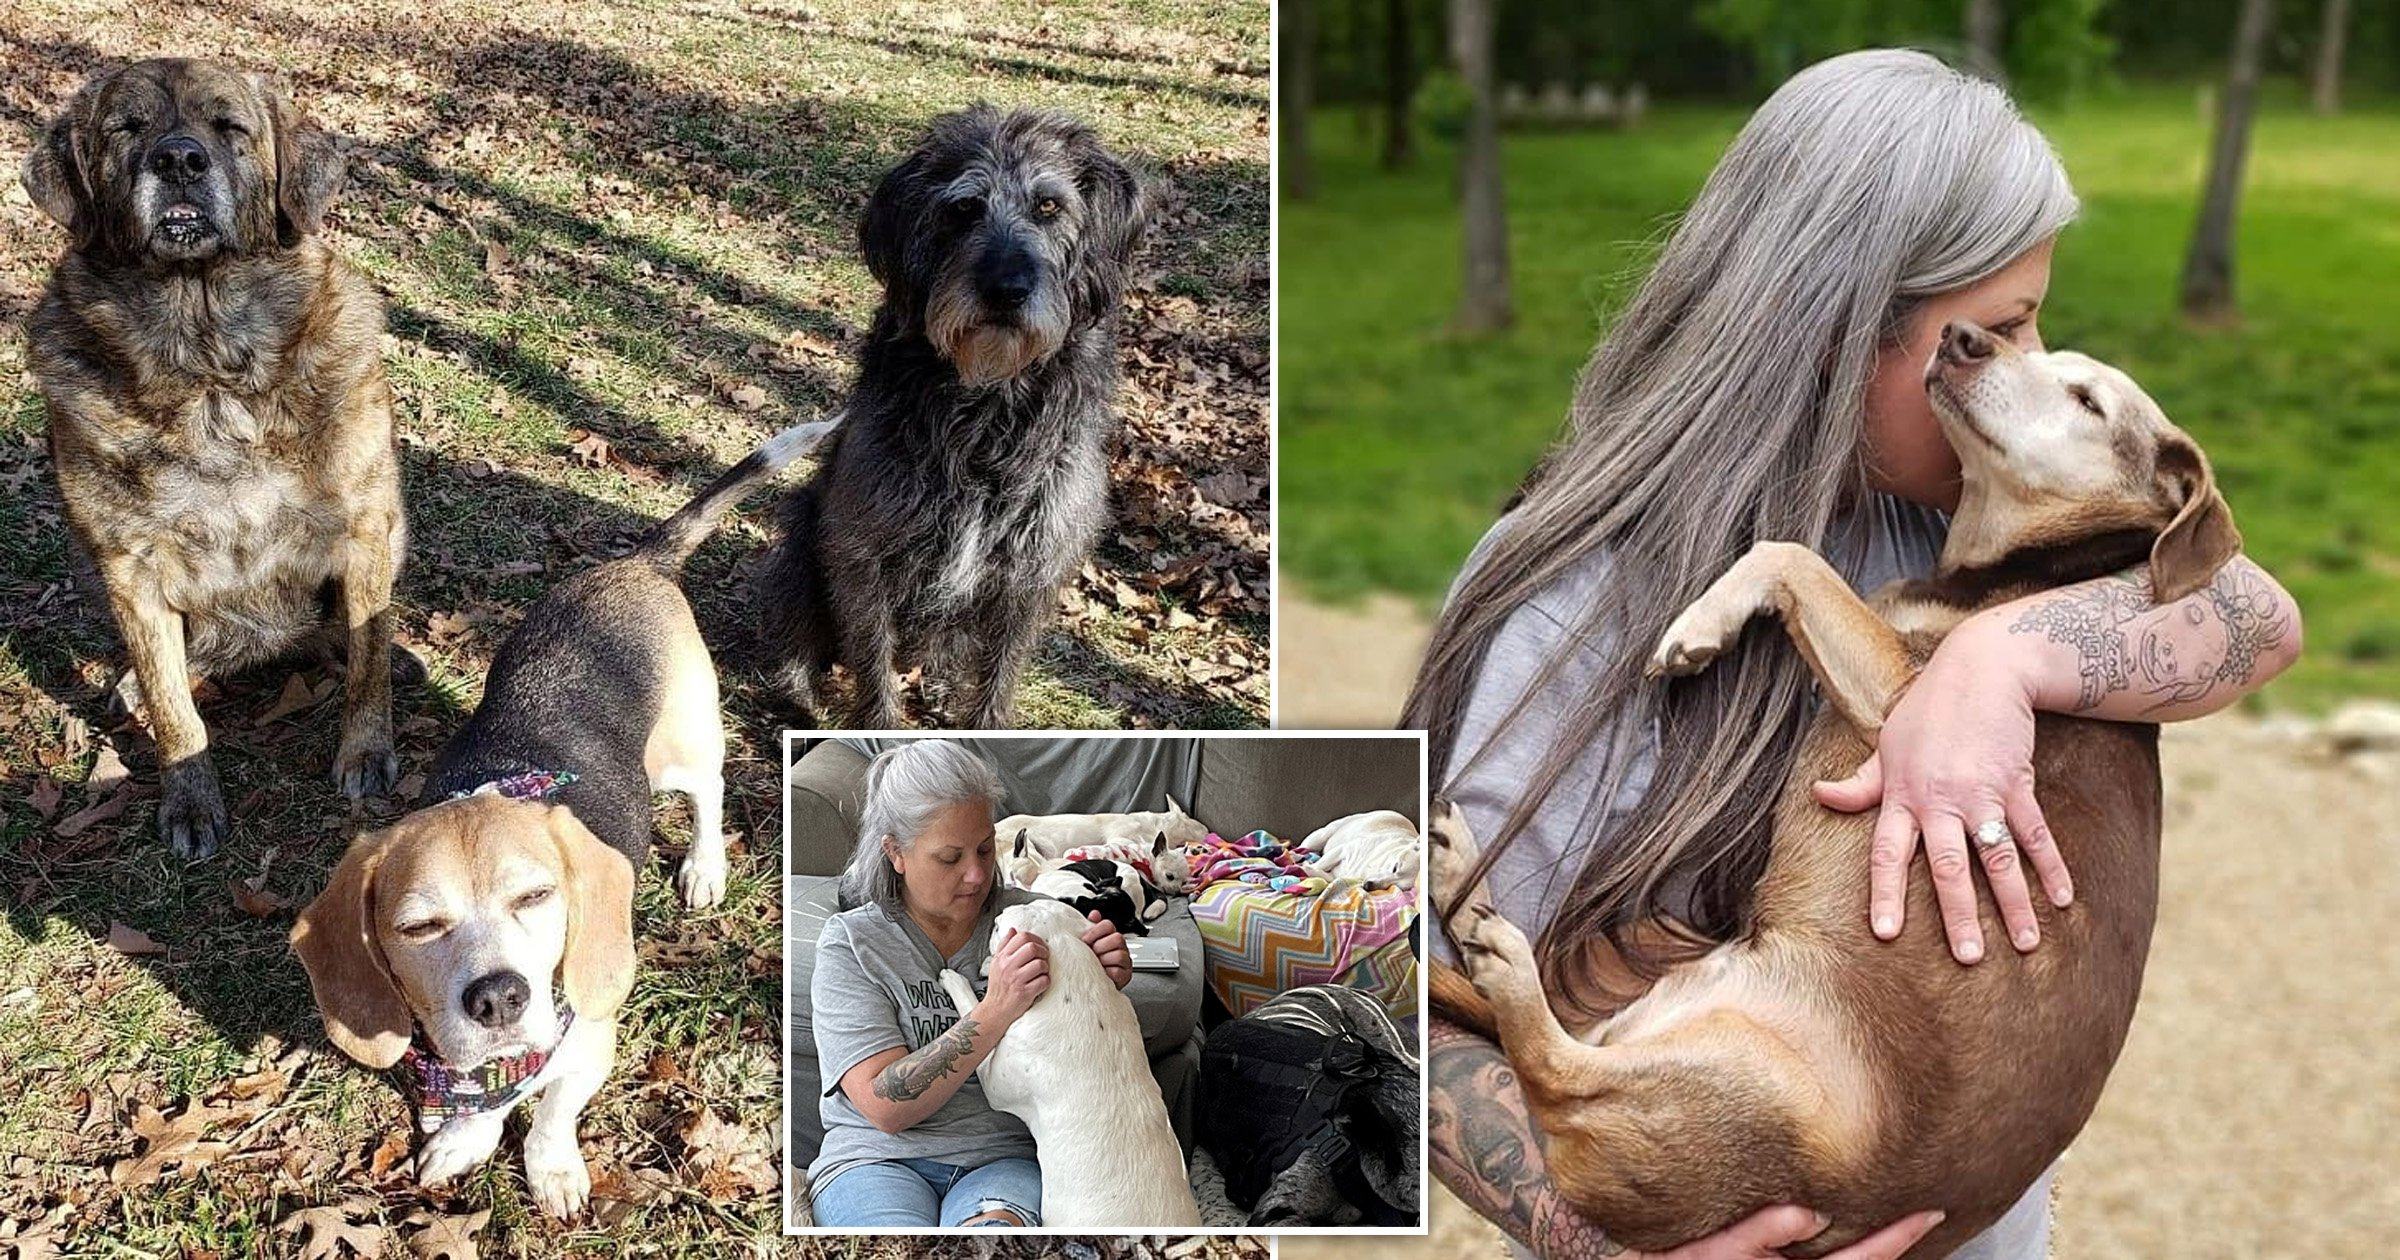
[1434,493,2053,1259]
[807,887,1042,1195]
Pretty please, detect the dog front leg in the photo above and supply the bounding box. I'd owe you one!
[1647,541,1914,739]
[103,569,225,859]
[415,1107,508,1188]
[524,1015,614,1219]
[957,602,1046,729]
[333,498,402,798]
[829,575,901,729]
[1427,801,1604,1074]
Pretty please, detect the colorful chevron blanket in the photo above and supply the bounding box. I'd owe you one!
[1189,831,1417,1020]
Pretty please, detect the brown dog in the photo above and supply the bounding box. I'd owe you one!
[1431,322,2244,1258]
[21,59,402,859]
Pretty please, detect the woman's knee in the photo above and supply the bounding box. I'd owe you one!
[960,1207,1028,1228]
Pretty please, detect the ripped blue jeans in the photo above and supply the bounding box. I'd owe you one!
[812,1156,1044,1227]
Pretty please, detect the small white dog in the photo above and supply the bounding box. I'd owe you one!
[1299,810,1422,888]
[1001,828,1193,896]
[941,899,1202,1227]
[998,797,1209,859]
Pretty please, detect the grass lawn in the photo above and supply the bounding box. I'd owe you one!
[0,0,1263,1253]
[1280,84,2400,711]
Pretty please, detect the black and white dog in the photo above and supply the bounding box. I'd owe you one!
[754,106,1154,728]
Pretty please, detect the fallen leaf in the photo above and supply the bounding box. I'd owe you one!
[679,1107,777,1201]
[56,785,134,838]
[28,777,62,819]
[110,1101,239,1187]
[366,1130,411,1180]
[401,1207,488,1260]
[86,742,131,795]
[726,383,768,411]
[567,430,612,468]
[106,922,165,957]
[278,1200,386,1260]
[254,674,325,727]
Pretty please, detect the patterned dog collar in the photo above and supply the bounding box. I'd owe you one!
[450,769,579,802]
[395,1002,576,1132]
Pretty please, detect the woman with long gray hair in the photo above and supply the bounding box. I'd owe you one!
[1415,50,2300,1260]
[806,740,1131,1227]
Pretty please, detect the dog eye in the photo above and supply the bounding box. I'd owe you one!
[396,917,448,941]
[1035,197,1061,220]
[214,118,247,138]
[513,886,556,911]
[109,117,147,137]
[946,196,985,223]
[2069,385,2105,418]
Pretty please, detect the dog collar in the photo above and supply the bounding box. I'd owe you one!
[1062,844,1157,883]
[395,1002,575,1132]
[450,769,579,802]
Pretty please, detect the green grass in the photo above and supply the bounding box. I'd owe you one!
[0,0,1263,1252]
[1280,83,2400,710]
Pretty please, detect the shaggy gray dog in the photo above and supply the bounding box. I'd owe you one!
[755,105,1153,728]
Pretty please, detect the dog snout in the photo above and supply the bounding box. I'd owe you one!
[461,970,531,1028]
[1939,321,1997,368]
[148,137,211,186]
[977,248,1039,312]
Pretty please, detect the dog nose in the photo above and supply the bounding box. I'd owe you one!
[981,270,1035,312]
[461,971,531,1028]
[1940,321,1996,366]
[148,137,210,185]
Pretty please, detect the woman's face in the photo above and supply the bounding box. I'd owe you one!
[891,799,998,916]
[1863,238,2056,511]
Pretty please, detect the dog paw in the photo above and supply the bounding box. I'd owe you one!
[524,1143,591,1219]
[416,1119,503,1187]
[677,848,728,911]
[1647,609,1735,679]
[1425,798,1488,915]
[159,756,228,861]
[333,737,400,800]
[389,643,430,690]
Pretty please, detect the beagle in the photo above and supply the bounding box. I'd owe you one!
[292,418,832,1216]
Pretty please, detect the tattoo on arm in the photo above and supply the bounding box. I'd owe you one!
[2006,562,2293,713]
[1429,1021,1623,1259]
[872,1016,980,1102]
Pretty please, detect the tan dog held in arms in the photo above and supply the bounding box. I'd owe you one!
[22,60,403,860]
[1431,322,2244,1258]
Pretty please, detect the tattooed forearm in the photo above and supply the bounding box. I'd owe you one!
[872,1016,980,1102]
[2005,560,2295,714]
[1429,1020,1623,1259]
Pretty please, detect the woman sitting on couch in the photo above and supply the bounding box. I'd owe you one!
[806,740,1133,1227]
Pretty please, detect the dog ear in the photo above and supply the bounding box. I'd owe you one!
[1152,830,1167,858]
[2148,432,2242,603]
[253,73,344,247]
[549,805,636,1020]
[291,826,412,1069]
[1013,828,1030,858]
[22,84,99,244]
[1067,129,1153,320]
[858,144,935,303]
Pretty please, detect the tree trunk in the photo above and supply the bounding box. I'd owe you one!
[2180,0,2275,321]
[1281,0,1316,202]
[1964,0,2005,81]
[2312,0,2351,114]
[1382,0,1415,168]
[1450,0,1512,332]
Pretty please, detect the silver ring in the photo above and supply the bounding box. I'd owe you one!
[1974,819,2014,850]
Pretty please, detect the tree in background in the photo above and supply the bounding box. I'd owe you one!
[1384,0,1417,167]
[2182,0,2277,321]
[1283,0,1318,201]
[1966,0,2006,78]
[1450,0,1513,332]
[2312,0,2352,112]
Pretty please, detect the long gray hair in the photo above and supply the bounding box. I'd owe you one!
[1405,50,2077,1012]
[839,740,1004,909]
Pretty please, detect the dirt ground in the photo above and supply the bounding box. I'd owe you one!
[1278,594,2400,1259]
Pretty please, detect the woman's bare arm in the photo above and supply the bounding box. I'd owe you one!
[1430,1016,1624,1259]
[838,1014,1007,1135]
[1991,555,2301,720]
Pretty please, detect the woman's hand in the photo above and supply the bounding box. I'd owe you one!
[1080,911,1133,989]
[1634,1206,1946,1260]
[979,927,1052,1025]
[1813,617,2074,965]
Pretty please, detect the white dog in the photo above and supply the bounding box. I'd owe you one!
[940,899,1202,1228]
[998,797,1209,859]
[1299,810,1422,888]
[1001,828,1193,897]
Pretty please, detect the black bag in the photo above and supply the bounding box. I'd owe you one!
[1198,986,1419,1226]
